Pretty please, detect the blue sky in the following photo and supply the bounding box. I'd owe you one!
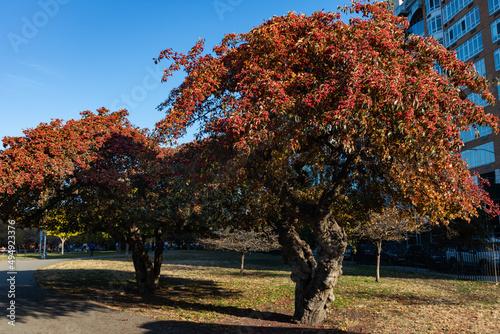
[1,0,347,143]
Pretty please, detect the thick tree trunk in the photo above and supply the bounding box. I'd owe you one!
[127,225,163,295]
[275,216,347,326]
[375,240,382,282]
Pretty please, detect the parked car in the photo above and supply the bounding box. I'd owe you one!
[446,238,500,275]
[404,243,446,269]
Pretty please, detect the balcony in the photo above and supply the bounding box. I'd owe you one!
[407,19,425,36]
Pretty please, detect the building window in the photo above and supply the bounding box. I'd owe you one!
[492,18,500,43]
[461,126,492,143]
[445,7,480,46]
[495,169,500,184]
[490,0,500,15]
[443,0,474,24]
[426,0,440,13]
[455,32,483,62]
[474,58,486,77]
[494,49,500,71]
[427,15,443,35]
[461,142,495,168]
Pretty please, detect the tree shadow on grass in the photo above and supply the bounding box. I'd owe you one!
[35,268,296,324]
[126,274,297,324]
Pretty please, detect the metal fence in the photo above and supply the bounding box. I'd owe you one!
[353,237,500,283]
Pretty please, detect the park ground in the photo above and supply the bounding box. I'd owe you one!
[33,250,500,333]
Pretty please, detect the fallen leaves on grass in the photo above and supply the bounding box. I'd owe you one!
[35,251,500,333]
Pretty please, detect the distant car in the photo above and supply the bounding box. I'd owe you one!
[74,246,87,252]
[446,238,500,275]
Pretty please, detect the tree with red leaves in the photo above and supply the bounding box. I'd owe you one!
[154,1,499,325]
[0,108,135,223]
[72,130,168,294]
[0,108,187,295]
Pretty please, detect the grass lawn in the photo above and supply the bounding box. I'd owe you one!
[35,250,500,333]
[0,250,121,260]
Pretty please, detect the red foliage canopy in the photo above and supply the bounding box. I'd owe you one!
[154,1,499,224]
[0,108,145,195]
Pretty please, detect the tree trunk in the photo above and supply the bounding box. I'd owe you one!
[127,224,163,295]
[275,216,347,326]
[60,238,66,255]
[375,240,382,282]
[240,252,246,273]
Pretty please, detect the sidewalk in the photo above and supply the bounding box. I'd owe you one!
[0,257,335,333]
[0,258,168,333]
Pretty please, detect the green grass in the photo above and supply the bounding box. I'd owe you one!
[35,250,500,333]
[0,250,121,260]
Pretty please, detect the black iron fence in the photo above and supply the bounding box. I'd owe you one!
[353,238,500,283]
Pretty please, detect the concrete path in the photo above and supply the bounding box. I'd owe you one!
[0,257,175,333]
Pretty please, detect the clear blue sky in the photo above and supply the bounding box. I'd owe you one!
[1,0,347,143]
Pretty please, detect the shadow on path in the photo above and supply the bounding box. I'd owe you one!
[0,259,152,333]
[140,320,356,333]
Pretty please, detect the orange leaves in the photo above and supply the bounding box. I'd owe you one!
[150,0,499,232]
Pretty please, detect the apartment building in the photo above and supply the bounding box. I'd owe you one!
[393,0,500,196]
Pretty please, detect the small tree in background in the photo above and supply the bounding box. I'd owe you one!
[48,230,79,255]
[45,209,80,255]
[198,228,280,273]
[356,205,428,282]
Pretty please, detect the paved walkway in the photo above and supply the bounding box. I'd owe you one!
[0,257,167,333]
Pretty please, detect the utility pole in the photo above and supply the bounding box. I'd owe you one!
[39,230,43,255]
[40,230,47,259]
[42,230,47,259]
